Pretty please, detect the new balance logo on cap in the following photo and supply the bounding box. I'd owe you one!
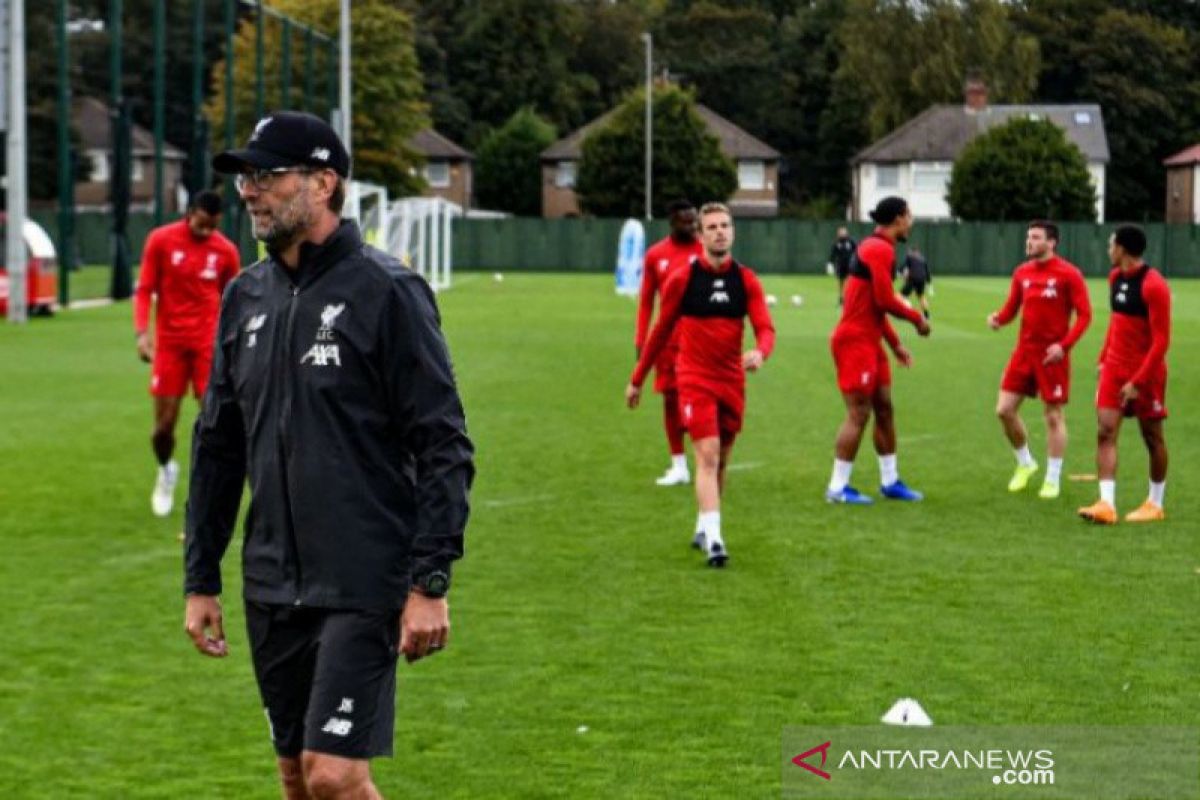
[311,147,330,162]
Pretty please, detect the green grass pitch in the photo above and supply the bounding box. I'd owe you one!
[0,272,1196,798]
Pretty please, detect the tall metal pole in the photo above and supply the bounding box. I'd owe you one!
[56,0,74,307]
[254,2,264,121]
[303,26,314,112]
[152,0,165,225]
[280,16,291,109]
[223,0,236,236]
[339,0,351,155]
[191,0,207,193]
[109,0,132,301]
[6,0,28,322]
[641,32,652,221]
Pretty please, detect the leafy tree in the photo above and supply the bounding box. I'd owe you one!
[836,0,1040,140]
[445,0,584,146]
[946,118,1097,221]
[576,84,736,218]
[474,108,557,216]
[1076,10,1199,219]
[205,0,428,196]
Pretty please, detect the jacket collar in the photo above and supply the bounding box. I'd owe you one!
[271,219,362,287]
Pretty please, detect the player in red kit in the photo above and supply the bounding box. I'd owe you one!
[825,196,930,505]
[988,221,1091,500]
[626,203,775,566]
[134,191,240,516]
[635,200,703,486]
[1079,225,1171,524]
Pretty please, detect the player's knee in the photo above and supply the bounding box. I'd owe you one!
[1096,422,1118,443]
[302,754,367,799]
[995,403,1015,422]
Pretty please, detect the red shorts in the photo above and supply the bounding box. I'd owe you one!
[151,338,213,399]
[677,381,744,443]
[653,341,680,394]
[831,335,891,396]
[1096,363,1168,420]
[1001,348,1070,404]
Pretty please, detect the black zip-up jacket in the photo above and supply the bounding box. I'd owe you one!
[184,221,474,610]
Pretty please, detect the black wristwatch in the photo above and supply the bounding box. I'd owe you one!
[414,570,450,599]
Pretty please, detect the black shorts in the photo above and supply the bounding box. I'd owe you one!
[245,601,401,759]
[900,279,926,297]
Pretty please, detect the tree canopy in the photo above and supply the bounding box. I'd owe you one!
[205,0,428,196]
[474,108,557,216]
[576,84,736,218]
[947,118,1097,221]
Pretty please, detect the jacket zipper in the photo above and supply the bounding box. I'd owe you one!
[278,281,305,605]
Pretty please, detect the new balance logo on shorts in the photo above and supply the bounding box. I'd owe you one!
[321,717,353,736]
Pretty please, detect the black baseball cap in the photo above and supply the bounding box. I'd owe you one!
[869,196,909,225]
[212,110,350,178]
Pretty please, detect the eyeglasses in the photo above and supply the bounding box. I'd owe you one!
[234,166,313,192]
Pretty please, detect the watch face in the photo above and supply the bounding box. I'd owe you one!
[423,572,449,596]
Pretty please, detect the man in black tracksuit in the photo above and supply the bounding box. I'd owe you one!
[828,226,856,305]
[900,246,933,319]
[183,111,473,799]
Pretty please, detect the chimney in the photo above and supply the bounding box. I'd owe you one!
[964,78,989,112]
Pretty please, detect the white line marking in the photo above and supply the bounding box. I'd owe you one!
[67,298,114,310]
[481,494,556,509]
[726,462,764,472]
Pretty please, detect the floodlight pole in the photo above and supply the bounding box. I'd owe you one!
[339,0,351,157]
[6,0,28,323]
[642,32,652,221]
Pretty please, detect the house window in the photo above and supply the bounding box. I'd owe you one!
[424,162,451,188]
[876,164,899,188]
[912,163,950,192]
[738,160,765,191]
[89,150,109,182]
[1074,111,1092,125]
[131,158,144,182]
[555,161,577,188]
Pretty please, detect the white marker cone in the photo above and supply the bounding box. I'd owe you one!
[881,698,933,727]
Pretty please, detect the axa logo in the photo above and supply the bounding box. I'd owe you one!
[710,290,730,303]
[301,344,341,367]
[245,313,267,348]
[792,741,832,781]
[1116,292,1127,304]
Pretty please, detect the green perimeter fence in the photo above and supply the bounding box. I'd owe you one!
[33,213,1200,299]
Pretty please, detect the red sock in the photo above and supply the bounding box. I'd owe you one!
[663,390,686,455]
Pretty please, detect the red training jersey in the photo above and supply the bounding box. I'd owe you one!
[1098,264,1170,385]
[635,235,704,350]
[631,256,775,389]
[833,229,924,348]
[994,255,1091,352]
[134,219,240,344]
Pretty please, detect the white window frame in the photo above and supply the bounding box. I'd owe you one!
[555,161,577,189]
[737,160,766,191]
[912,162,950,192]
[424,161,451,189]
[89,150,109,182]
[876,164,899,188]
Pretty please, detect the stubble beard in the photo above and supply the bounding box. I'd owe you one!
[251,185,315,250]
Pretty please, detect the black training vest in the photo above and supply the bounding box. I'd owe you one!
[848,233,897,282]
[1110,265,1150,318]
[680,258,747,318]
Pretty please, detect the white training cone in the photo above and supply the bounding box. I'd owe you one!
[881,698,933,727]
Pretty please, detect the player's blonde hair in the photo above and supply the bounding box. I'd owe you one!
[699,202,731,219]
